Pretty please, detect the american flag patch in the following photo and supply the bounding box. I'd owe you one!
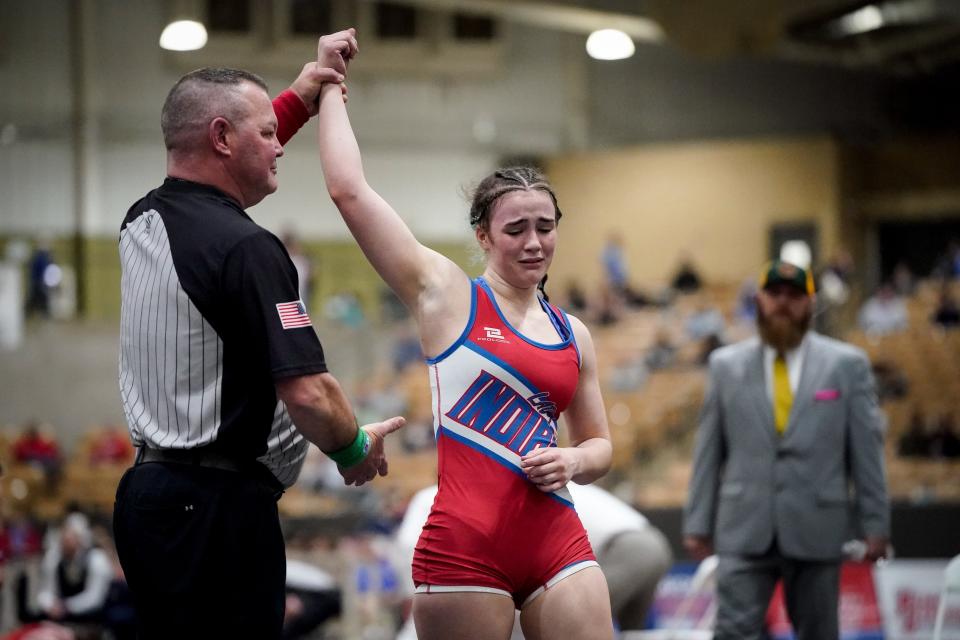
[276,300,312,329]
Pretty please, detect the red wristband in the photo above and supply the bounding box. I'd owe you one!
[273,89,311,146]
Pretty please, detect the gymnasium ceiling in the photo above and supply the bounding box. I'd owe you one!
[393,0,960,75]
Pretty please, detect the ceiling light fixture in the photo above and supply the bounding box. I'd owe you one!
[586,29,635,61]
[837,5,885,36]
[159,20,208,51]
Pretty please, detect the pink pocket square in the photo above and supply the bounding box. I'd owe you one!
[814,389,841,401]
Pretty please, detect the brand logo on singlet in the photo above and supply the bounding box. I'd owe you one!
[478,326,508,343]
[445,370,556,456]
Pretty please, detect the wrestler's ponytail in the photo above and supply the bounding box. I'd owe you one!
[537,274,550,302]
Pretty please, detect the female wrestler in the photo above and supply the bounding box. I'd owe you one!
[315,30,614,640]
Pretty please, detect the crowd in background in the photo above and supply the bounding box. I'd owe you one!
[3,233,960,638]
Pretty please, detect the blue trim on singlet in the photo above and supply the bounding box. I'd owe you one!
[541,298,572,343]
[437,425,575,509]
[424,281,478,365]
[558,309,581,369]
[476,277,571,351]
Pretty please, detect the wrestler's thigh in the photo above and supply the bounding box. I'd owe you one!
[413,591,516,640]
[519,566,613,640]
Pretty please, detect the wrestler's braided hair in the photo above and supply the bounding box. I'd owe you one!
[468,167,562,301]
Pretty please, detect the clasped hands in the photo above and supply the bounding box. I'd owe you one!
[288,28,359,114]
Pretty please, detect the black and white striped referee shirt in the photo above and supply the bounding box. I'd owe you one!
[119,177,327,487]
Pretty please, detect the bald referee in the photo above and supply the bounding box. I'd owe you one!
[113,32,403,639]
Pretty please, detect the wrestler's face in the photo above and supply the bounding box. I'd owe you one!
[229,82,283,208]
[477,190,557,289]
[756,283,813,351]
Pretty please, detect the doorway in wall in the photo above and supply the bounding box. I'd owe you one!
[877,217,960,282]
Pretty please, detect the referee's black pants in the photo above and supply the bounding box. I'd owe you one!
[113,461,286,639]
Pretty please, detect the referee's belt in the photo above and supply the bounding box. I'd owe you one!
[136,446,284,498]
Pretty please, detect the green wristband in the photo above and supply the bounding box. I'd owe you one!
[328,428,370,468]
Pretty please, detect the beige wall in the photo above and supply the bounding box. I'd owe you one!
[546,137,841,290]
[0,237,480,323]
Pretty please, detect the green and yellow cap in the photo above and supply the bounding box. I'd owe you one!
[759,259,815,295]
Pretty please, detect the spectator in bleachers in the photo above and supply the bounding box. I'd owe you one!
[5,514,43,558]
[609,353,648,393]
[686,298,726,365]
[697,333,724,366]
[822,249,855,288]
[18,513,113,626]
[283,559,343,640]
[399,417,435,454]
[381,284,409,323]
[817,251,855,337]
[857,283,908,337]
[645,328,678,371]
[323,289,366,328]
[296,445,347,494]
[89,525,136,640]
[891,261,916,297]
[932,284,960,329]
[25,238,55,319]
[12,422,63,488]
[564,280,588,314]
[934,239,960,279]
[872,360,909,401]
[595,285,622,326]
[87,426,134,466]
[929,412,960,459]
[685,299,725,342]
[600,233,649,308]
[897,409,932,458]
[602,233,630,298]
[670,254,703,294]
[735,277,758,326]
[390,321,423,373]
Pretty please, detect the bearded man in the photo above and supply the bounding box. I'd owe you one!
[683,259,889,640]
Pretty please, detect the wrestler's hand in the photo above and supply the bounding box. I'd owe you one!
[339,416,405,487]
[288,62,348,116]
[520,447,580,493]
[318,28,358,74]
[683,535,714,561]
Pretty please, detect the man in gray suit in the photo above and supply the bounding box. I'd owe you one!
[683,259,889,640]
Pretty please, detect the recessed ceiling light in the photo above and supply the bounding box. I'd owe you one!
[837,5,885,36]
[586,29,635,61]
[159,20,208,52]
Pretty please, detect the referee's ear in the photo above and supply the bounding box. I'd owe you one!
[209,116,233,157]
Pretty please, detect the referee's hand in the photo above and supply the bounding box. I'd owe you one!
[339,416,405,487]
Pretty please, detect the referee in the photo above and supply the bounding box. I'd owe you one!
[113,32,403,639]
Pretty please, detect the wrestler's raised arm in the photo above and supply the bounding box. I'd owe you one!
[315,30,471,355]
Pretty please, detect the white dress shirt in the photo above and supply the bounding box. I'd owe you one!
[763,334,809,404]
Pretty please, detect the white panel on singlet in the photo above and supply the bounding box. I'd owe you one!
[119,210,223,449]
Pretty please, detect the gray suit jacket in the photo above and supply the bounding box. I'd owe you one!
[683,332,890,560]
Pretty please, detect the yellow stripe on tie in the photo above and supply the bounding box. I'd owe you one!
[773,353,793,435]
